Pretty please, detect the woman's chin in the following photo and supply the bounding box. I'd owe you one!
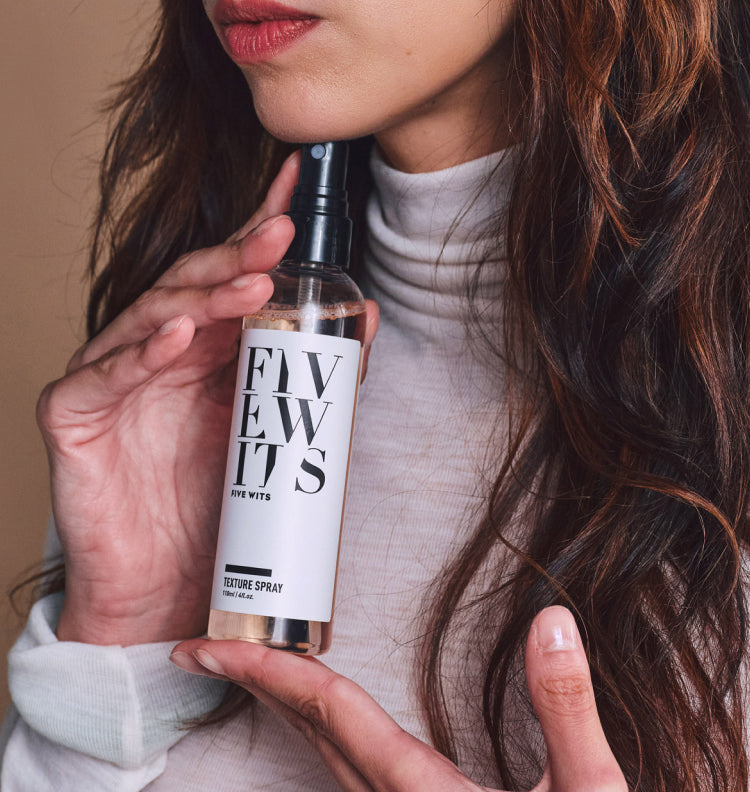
[255,114,357,146]
[252,93,375,145]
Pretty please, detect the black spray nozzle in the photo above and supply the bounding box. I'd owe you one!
[283,142,352,268]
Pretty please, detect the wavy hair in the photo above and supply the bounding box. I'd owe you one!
[65,0,750,789]
[422,0,750,789]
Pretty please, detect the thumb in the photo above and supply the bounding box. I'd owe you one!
[525,606,627,792]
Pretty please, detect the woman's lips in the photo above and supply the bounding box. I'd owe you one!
[223,19,319,62]
[213,0,320,63]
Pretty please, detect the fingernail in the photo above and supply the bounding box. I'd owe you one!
[159,315,186,335]
[535,606,579,653]
[231,273,268,290]
[193,649,226,676]
[169,651,196,672]
[251,214,286,237]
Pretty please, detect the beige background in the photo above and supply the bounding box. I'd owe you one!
[1,0,157,717]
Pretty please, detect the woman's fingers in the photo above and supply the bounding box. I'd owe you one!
[75,211,293,368]
[525,607,627,792]
[70,150,361,376]
[245,682,376,792]
[225,150,301,244]
[39,316,195,434]
[172,640,479,792]
[68,210,293,374]
[170,649,374,792]
[74,269,276,370]
[170,615,624,792]
[162,213,295,291]
[159,150,300,289]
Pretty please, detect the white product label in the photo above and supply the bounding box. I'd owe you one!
[211,327,361,622]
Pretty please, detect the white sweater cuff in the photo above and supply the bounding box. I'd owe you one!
[8,593,228,769]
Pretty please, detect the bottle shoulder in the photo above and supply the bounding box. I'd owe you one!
[266,261,365,310]
[244,261,366,339]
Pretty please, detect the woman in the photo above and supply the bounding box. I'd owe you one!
[3,0,749,789]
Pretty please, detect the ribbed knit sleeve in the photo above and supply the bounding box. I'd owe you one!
[2,593,228,789]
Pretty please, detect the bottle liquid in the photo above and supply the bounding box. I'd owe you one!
[208,142,365,654]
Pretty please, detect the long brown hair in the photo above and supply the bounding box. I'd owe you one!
[75,0,750,789]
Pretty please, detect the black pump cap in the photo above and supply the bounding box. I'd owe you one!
[283,142,352,268]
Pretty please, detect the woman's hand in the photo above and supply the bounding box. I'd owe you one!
[171,606,627,792]
[38,151,378,646]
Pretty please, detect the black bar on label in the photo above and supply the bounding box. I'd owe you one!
[225,564,272,577]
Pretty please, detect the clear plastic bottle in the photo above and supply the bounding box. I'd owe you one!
[208,142,365,654]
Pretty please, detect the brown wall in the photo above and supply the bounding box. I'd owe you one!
[1,0,157,718]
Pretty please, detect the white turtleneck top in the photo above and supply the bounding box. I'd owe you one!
[1,148,515,791]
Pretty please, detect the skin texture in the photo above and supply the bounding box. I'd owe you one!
[202,0,519,172]
[38,0,626,787]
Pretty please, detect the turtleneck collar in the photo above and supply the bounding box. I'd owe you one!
[363,146,514,337]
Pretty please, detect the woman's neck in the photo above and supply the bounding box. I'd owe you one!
[374,40,520,174]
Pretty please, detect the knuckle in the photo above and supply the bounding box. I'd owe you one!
[65,344,88,374]
[297,674,349,737]
[172,249,200,272]
[131,287,161,320]
[287,710,322,747]
[35,381,58,431]
[202,282,219,302]
[35,373,87,442]
[538,668,594,717]
[90,349,120,381]
[297,691,332,735]
[226,234,244,252]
